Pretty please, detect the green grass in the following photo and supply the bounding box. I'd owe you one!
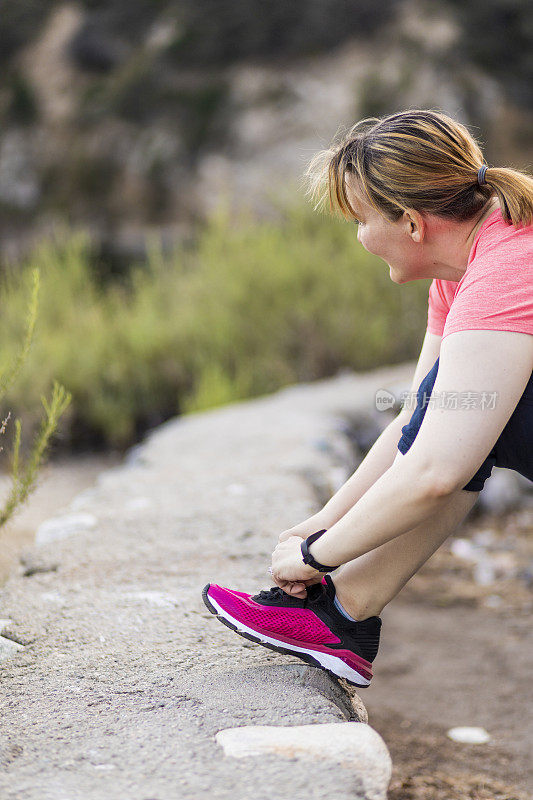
[0,203,430,450]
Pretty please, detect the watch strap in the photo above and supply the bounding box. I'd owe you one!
[300,529,341,573]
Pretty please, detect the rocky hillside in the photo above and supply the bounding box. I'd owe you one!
[0,0,531,264]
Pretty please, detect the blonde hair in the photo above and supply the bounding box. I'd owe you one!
[305,109,533,227]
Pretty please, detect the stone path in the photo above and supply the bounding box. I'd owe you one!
[0,363,412,800]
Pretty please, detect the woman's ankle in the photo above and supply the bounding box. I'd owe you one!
[331,577,385,621]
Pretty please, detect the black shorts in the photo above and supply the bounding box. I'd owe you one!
[397,357,533,492]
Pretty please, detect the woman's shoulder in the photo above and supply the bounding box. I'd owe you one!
[470,208,533,266]
[442,208,533,339]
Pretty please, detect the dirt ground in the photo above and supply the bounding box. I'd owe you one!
[365,502,533,800]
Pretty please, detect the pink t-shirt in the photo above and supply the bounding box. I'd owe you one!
[426,208,533,340]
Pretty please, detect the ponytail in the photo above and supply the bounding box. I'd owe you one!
[482,166,533,227]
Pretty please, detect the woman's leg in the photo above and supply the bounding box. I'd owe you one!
[332,477,479,621]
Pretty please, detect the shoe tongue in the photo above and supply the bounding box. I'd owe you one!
[321,574,337,600]
[305,581,327,603]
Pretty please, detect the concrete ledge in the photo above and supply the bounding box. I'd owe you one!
[0,363,412,799]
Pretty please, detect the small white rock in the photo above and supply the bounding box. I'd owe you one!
[0,636,24,661]
[447,726,491,744]
[0,621,24,662]
[478,469,524,514]
[450,538,478,561]
[36,513,97,545]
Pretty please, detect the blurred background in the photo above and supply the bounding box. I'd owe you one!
[0,0,531,453]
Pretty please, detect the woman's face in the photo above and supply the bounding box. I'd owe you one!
[344,174,430,284]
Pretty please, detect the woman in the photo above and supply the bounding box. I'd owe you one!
[203,109,533,687]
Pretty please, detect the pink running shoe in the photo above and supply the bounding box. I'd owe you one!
[202,576,381,687]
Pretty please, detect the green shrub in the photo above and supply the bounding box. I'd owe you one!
[0,203,429,449]
[0,269,71,528]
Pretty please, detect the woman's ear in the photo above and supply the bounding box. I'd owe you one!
[402,209,425,243]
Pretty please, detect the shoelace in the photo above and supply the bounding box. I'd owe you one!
[255,586,289,602]
[255,584,325,606]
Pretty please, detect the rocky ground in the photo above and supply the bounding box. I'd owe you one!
[366,495,533,799]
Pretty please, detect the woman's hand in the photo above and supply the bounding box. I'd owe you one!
[270,535,322,598]
[271,514,332,598]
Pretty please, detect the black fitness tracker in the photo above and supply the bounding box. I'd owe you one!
[300,529,341,573]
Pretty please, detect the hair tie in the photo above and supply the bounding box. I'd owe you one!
[477,165,488,186]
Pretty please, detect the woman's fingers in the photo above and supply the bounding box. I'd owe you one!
[278,529,306,543]
[269,569,323,599]
[269,571,308,598]
[280,580,307,598]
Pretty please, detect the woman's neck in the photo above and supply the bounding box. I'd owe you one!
[429,198,500,282]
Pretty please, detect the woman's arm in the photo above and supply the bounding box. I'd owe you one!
[272,329,533,579]
[319,330,443,525]
[279,330,443,540]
